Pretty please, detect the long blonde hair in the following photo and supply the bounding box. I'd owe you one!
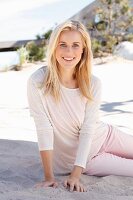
[43,20,93,103]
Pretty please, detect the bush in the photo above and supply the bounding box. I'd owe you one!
[17,46,28,66]
[91,35,118,57]
[104,35,117,53]
[123,34,133,43]
[92,38,102,54]
[26,41,45,62]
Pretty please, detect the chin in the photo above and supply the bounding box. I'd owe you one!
[62,65,75,70]
[62,61,80,68]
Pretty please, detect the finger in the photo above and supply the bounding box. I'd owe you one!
[70,184,74,192]
[34,182,43,188]
[53,182,58,188]
[83,187,87,192]
[80,186,84,192]
[43,181,54,187]
[42,182,49,187]
[79,184,84,192]
[76,185,80,192]
[81,186,87,192]
[63,180,68,188]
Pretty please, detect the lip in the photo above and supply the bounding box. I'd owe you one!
[62,57,75,61]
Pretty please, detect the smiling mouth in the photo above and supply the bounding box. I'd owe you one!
[62,57,75,61]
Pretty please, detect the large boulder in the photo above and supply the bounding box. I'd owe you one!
[113,41,133,61]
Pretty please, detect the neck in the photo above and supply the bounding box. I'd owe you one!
[58,68,76,84]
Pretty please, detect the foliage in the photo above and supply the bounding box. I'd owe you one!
[42,29,52,40]
[36,34,42,40]
[26,41,45,62]
[87,0,133,57]
[11,46,29,71]
[92,38,102,54]
[123,34,133,43]
[104,35,118,53]
[17,46,28,66]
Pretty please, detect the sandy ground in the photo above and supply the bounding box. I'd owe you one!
[0,56,133,199]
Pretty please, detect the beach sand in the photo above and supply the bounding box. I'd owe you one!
[0,57,133,199]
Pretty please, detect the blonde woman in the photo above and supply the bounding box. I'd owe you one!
[27,20,133,192]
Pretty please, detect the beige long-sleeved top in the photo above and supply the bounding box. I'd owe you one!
[27,66,108,175]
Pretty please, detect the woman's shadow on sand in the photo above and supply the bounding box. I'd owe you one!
[0,139,42,189]
[100,99,133,115]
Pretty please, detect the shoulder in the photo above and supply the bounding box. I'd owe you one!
[28,66,48,88]
[90,75,102,99]
[91,74,102,89]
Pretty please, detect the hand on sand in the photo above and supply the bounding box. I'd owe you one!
[63,176,87,192]
[34,178,59,189]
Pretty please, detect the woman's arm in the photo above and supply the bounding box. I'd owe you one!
[27,72,58,187]
[35,150,59,189]
[27,75,54,151]
[74,76,102,169]
[40,150,54,180]
[70,166,83,179]
[63,77,101,192]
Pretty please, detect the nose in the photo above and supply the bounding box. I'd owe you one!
[65,46,73,53]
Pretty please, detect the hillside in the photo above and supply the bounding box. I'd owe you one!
[70,0,133,32]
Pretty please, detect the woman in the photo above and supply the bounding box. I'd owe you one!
[27,20,133,192]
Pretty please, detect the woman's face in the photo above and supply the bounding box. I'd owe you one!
[55,30,84,72]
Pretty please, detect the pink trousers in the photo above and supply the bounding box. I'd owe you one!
[85,125,133,177]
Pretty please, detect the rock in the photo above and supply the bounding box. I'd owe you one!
[113,41,133,61]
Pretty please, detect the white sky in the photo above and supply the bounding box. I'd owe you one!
[0,0,61,19]
[0,0,94,41]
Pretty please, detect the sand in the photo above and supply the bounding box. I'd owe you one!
[0,57,133,199]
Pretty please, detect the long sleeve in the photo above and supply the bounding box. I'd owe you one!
[74,77,102,169]
[27,76,54,151]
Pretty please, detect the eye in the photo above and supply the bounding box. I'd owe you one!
[72,43,80,48]
[59,43,67,48]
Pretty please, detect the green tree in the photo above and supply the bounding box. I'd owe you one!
[42,29,52,40]
[36,34,42,40]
